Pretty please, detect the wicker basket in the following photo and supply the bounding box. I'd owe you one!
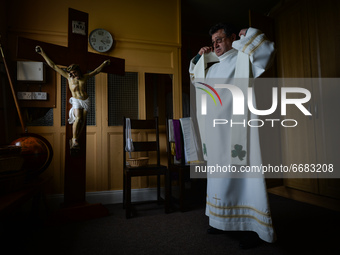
[127,157,149,167]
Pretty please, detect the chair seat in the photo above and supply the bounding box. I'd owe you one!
[169,161,205,167]
[124,164,167,176]
[169,163,190,167]
[168,164,190,172]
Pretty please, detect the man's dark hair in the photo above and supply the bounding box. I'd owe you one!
[67,64,81,73]
[209,22,238,38]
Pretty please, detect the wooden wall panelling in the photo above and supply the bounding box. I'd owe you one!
[307,0,340,199]
[275,1,318,193]
[273,0,340,198]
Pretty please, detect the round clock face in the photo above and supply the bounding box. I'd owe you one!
[89,29,114,53]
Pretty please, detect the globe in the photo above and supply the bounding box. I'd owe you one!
[10,134,53,177]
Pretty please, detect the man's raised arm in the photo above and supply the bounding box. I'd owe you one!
[35,46,68,78]
[87,60,111,78]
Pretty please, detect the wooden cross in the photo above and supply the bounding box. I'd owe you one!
[17,8,125,220]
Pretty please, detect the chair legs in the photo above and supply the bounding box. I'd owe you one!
[123,173,126,209]
[164,170,170,214]
[123,171,170,218]
[179,170,186,212]
[157,174,161,204]
[124,172,132,218]
[168,167,188,212]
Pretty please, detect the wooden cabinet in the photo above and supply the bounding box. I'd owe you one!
[273,0,340,198]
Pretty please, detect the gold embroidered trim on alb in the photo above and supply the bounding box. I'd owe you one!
[248,36,267,55]
[206,201,270,217]
[208,210,273,228]
[241,31,262,53]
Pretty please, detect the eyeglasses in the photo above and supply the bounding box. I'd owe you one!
[211,36,226,47]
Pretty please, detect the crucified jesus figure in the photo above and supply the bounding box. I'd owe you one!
[35,46,110,149]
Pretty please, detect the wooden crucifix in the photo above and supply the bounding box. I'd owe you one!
[17,8,124,219]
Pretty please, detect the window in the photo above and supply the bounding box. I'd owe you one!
[108,72,139,126]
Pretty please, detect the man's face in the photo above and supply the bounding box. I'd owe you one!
[212,29,235,56]
[69,70,80,79]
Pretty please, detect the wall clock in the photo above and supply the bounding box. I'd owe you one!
[89,28,114,53]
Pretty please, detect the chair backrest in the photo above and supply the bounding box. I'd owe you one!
[123,117,161,166]
[165,118,186,166]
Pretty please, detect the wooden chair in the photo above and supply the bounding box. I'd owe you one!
[166,118,207,212]
[123,117,169,218]
[165,118,191,212]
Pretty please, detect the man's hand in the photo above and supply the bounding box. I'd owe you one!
[104,59,111,66]
[198,46,213,56]
[239,28,248,37]
[35,46,43,54]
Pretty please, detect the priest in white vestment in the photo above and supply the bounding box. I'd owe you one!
[189,23,276,248]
